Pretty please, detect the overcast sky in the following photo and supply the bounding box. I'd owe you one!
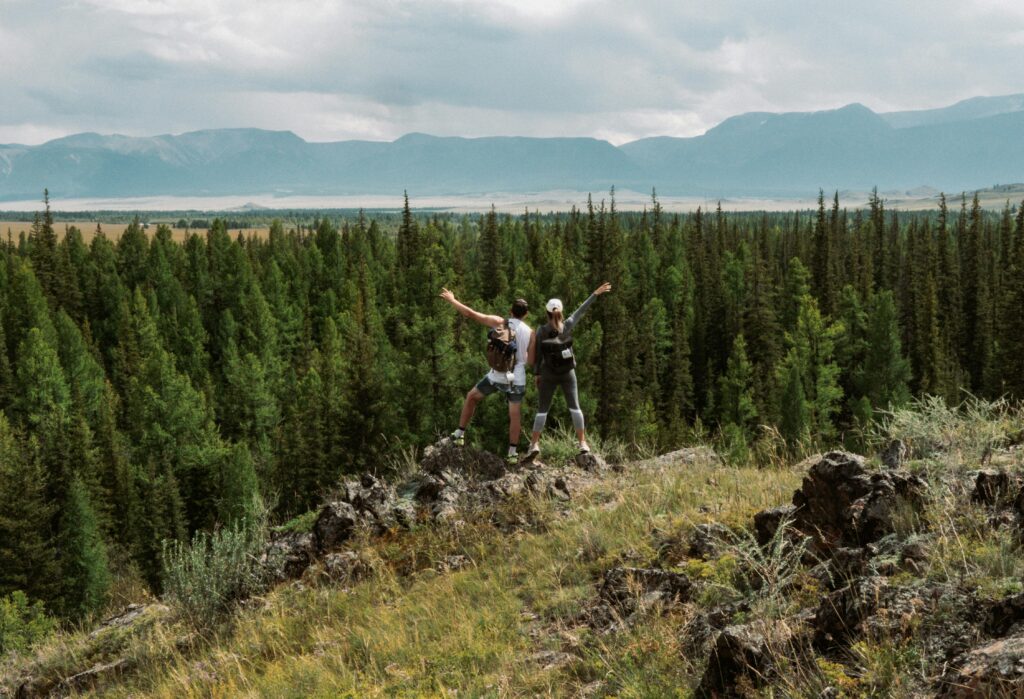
[2,0,1023,145]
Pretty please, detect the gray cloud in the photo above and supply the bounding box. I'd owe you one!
[1,0,1022,144]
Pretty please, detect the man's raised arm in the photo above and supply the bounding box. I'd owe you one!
[439,288,503,328]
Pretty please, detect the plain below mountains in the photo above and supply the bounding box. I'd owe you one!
[2,94,1023,201]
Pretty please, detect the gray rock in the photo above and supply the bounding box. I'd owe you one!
[391,499,417,529]
[574,452,608,472]
[938,633,1024,698]
[688,523,734,560]
[600,567,692,608]
[528,650,577,670]
[313,501,359,552]
[421,442,506,480]
[880,438,909,469]
[814,577,980,662]
[696,620,806,698]
[262,531,316,581]
[654,446,722,466]
[753,505,796,546]
[321,551,367,584]
[547,476,571,501]
[61,658,134,693]
[791,451,926,552]
[438,554,471,572]
[971,469,1021,507]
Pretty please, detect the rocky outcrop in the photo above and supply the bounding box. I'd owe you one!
[789,451,926,553]
[697,619,809,698]
[585,567,693,632]
[938,633,1024,698]
[687,522,735,560]
[262,531,316,582]
[971,469,1022,508]
[754,505,797,546]
[313,501,359,552]
[420,442,506,481]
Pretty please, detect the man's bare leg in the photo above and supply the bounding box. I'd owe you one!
[508,401,522,447]
[458,387,484,431]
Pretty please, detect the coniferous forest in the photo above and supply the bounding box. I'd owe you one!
[2,187,1024,624]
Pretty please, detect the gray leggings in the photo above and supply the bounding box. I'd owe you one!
[532,370,584,433]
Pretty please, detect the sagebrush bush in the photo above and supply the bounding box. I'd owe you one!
[880,395,1022,464]
[161,513,269,629]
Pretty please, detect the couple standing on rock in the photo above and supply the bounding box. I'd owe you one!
[439,282,612,464]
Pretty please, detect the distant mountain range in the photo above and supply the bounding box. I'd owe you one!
[2,94,1023,201]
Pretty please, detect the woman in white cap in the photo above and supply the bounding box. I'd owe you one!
[526,282,612,457]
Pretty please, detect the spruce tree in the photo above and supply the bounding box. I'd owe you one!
[856,290,911,411]
[718,335,758,437]
[0,414,58,606]
[56,475,111,620]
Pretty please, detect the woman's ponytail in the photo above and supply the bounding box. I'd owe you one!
[548,308,564,333]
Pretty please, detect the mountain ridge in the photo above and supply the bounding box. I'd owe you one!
[2,95,1023,200]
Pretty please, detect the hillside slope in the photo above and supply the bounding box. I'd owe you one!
[5,399,1024,697]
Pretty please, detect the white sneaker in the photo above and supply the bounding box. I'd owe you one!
[578,442,591,454]
[526,442,541,458]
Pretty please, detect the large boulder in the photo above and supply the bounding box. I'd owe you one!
[938,633,1024,698]
[814,577,980,662]
[421,442,506,480]
[313,501,359,552]
[261,531,316,581]
[791,451,926,552]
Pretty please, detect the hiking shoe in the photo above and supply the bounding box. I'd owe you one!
[578,442,591,454]
[505,453,519,465]
[440,432,464,448]
[526,442,541,459]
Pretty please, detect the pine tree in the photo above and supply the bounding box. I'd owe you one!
[778,350,809,446]
[0,414,58,606]
[718,334,758,437]
[56,475,111,619]
[217,442,260,526]
[855,290,911,411]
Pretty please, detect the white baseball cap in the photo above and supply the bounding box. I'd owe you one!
[545,298,563,313]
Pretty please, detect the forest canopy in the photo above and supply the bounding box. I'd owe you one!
[1,188,1023,621]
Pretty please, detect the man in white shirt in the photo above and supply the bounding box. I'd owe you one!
[439,288,532,463]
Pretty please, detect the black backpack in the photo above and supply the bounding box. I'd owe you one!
[539,324,575,374]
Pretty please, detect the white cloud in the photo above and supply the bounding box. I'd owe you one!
[0,0,1022,144]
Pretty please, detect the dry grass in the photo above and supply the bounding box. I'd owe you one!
[48,452,799,697]
[0,221,271,242]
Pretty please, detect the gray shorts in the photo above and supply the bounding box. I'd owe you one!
[474,375,526,404]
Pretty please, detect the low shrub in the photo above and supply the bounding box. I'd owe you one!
[0,591,57,656]
[160,515,269,630]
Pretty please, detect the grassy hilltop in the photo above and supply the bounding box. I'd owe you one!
[6,398,1024,697]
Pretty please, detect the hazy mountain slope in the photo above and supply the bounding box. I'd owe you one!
[881,93,1024,128]
[1,95,1023,200]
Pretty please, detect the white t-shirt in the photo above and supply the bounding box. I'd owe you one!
[487,317,532,386]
